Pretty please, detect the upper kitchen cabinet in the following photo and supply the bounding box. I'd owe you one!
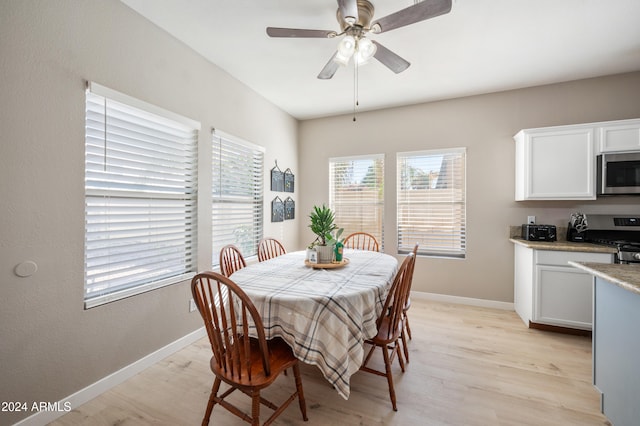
[515,124,596,200]
[599,118,640,153]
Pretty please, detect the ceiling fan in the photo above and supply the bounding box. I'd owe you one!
[266,0,452,79]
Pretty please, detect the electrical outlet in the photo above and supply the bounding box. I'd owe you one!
[189,298,197,312]
[527,216,536,224]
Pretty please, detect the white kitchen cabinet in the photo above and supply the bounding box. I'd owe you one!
[514,245,613,331]
[514,124,596,200]
[598,118,640,153]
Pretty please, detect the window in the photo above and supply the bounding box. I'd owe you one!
[84,82,199,308]
[397,148,466,258]
[329,154,384,249]
[212,130,264,267]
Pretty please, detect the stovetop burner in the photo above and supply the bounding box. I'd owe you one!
[591,239,640,249]
[574,214,640,263]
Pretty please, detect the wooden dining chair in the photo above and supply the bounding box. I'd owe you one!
[400,243,419,363]
[191,271,308,426]
[257,238,286,262]
[343,232,379,252]
[219,244,246,277]
[359,252,415,411]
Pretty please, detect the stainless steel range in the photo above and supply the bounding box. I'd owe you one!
[582,214,640,264]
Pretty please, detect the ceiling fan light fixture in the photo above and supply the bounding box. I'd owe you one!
[355,37,377,65]
[338,35,356,56]
[334,35,356,66]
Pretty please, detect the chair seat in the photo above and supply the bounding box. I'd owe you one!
[366,316,404,346]
[212,337,298,390]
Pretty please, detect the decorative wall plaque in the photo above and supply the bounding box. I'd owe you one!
[271,196,284,222]
[284,197,295,220]
[271,163,284,192]
[284,168,295,193]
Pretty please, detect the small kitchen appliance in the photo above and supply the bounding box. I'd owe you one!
[521,224,557,241]
[597,152,640,196]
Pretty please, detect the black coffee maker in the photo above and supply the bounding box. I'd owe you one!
[567,212,588,242]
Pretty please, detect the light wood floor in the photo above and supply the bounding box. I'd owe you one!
[51,300,610,425]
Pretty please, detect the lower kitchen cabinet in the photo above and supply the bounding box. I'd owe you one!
[514,245,613,331]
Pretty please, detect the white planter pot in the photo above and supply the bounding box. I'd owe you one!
[315,245,334,264]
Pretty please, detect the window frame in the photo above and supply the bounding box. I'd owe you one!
[396,147,467,259]
[84,82,200,308]
[329,154,385,250]
[211,130,265,268]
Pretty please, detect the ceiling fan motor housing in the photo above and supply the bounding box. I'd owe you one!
[337,0,375,31]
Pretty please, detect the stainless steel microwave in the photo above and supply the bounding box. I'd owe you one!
[597,152,640,195]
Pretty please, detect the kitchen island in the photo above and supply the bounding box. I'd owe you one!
[569,262,640,426]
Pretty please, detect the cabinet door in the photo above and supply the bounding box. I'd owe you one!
[599,120,640,153]
[535,265,593,330]
[515,127,596,200]
[514,245,534,326]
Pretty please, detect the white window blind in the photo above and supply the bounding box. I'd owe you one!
[84,82,200,308]
[397,148,466,258]
[212,130,264,267]
[329,154,384,249]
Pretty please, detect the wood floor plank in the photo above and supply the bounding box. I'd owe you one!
[51,300,611,425]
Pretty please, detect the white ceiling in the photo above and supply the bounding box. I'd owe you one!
[121,0,640,120]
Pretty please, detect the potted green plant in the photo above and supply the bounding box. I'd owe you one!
[308,204,343,263]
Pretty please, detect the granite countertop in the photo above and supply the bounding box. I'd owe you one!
[509,238,618,253]
[568,261,640,296]
[508,225,618,253]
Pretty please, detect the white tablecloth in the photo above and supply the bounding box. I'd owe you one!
[229,249,398,399]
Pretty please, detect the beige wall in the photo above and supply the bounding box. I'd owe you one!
[2,0,640,423]
[0,1,298,424]
[298,72,640,302]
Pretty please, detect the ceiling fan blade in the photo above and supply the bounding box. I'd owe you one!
[317,53,340,80]
[371,0,452,34]
[372,41,410,74]
[266,27,336,38]
[337,0,359,25]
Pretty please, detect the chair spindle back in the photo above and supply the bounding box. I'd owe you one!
[191,272,270,381]
[219,244,247,277]
[344,232,380,252]
[257,238,287,262]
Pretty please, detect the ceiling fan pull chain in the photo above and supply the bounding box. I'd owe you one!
[353,59,358,122]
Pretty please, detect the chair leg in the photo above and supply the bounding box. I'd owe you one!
[203,377,221,425]
[251,390,260,426]
[401,329,410,363]
[382,345,398,411]
[292,363,308,421]
[362,343,376,368]
[395,341,405,373]
[404,314,412,340]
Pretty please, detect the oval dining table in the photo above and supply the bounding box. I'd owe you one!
[228,248,399,400]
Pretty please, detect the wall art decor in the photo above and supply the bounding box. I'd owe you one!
[284,196,295,220]
[271,196,284,222]
[271,162,284,192]
[284,168,295,193]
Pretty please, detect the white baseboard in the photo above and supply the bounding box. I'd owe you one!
[411,290,514,311]
[15,293,511,425]
[15,327,206,426]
